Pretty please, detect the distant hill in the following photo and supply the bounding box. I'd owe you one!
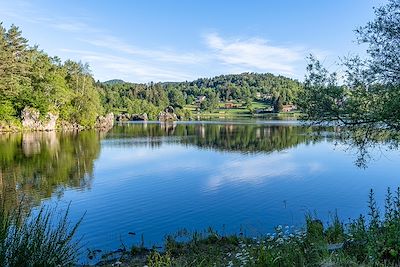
[102,79,125,85]
[98,72,302,116]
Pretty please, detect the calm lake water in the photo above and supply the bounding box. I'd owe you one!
[1,120,400,263]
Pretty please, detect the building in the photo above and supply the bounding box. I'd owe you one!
[195,96,206,104]
[255,92,273,100]
[282,104,297,112]
[224,102,236,109]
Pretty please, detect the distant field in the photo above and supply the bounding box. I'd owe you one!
[184,100,272,117]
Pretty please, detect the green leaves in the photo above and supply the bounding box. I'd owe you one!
[299,1,400,131]
[0,23,104,128]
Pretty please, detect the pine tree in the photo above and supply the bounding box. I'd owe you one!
[0,23,10,94]
[3,24,30,102]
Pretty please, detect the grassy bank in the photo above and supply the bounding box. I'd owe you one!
[95,188,400,266]
[184,101,302,119]
[0,203,82,266]
[3,188,400,266]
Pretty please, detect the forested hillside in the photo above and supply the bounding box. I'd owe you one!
[99,73,302,117]
[0,23,103,128]
[0,23,303,128]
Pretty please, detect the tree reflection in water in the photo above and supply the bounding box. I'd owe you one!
[1,121,396,213]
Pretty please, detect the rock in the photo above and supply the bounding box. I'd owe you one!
[21,107,58,131]
[58,121,84,131]
[21,107,41,129]
[158,106,178,122]
[116,113,130,122]
[95,113,114,130]
[0,121,20,132]
[131,113,148,121]
[43,112,58,131]
[116,113,148,121]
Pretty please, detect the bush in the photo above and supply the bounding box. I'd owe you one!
[0,202,83,266]
[0,101,16,122]
[128,188,400,266]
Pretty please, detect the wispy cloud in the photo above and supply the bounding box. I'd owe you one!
[60,48,195,82]
[51,21,98,33]
[0,0,98,34]
[82,35,207,65]
[1,0,326,82]
[205,33,305,76]
[205,153,324,191]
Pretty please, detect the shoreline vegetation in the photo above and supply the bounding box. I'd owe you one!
[88,188,400,266]
[3,188,400,266]
[1,0,400,266]
[0,22,302,132]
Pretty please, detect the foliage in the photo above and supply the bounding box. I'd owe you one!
[0,202,82,266]
[0,23,103,127]
[1,22,302,123]
[108,122,323,153]
[0,131,101,213]
[0,101,16,121]
[101,188,400,266]
[99,72,302,117]
[299,0,400,131]
[354,0,400,85]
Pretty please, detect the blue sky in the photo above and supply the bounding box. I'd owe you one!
[0,0,385,82]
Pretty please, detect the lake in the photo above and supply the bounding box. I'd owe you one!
[1,120,399,263]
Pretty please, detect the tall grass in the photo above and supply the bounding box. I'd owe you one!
[0,202,83,266]
[111,187,400,266]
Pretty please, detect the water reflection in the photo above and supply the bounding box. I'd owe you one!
[0,131,101,212]
[2,121,400,258]
[0,122,330,212]
[108,122,330,153]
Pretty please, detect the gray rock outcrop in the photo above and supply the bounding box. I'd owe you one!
[21,107,58,131]
[95,113,114,130]
[116,113,148,121]
[116,113,130,122]
[131,113,148,121]
[158,106,178,122]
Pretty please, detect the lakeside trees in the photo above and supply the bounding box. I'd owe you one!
[299,0,400,131]
[99,73,302,115]
[0,23,103,127]
[1,23,302,125]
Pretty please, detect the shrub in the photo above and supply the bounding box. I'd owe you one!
[0,202,83,266]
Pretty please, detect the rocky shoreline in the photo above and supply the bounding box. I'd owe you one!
[0,105,184,133]
[0,107,114,132]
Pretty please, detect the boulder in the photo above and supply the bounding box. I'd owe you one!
[116,113,130,122]
[21,107,58,131]
[131,113,148,121]
[58,121,84,131]
[116,113,148,121]
[21,107,41,129]
[95,113,114,130]
[43,112,58,131]
[158,106,178,122]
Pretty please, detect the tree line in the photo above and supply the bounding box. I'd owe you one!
[299,0,400,132]
[99,72,302,116]
[0,22,303,126]
[0,23,103,128]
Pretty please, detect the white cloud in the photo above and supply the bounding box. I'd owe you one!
[52,21,95,33]
[2,0,329,82]
[206,154,297,190]
[205,153,324,190]
[82,35,208,65]
[205,33,305,76]
[59,48,195,82]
